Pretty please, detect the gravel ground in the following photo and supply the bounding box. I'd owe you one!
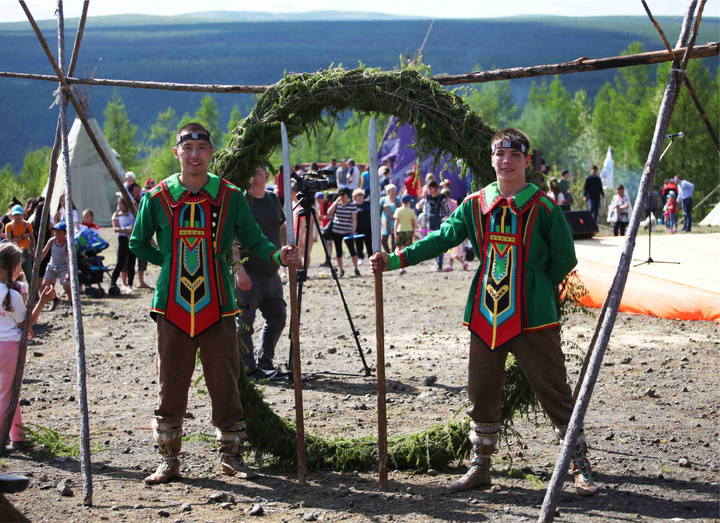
[4,229,719,522]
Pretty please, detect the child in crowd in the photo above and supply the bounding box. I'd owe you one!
[4,205,36,287]
[80,209,99,231]
[0,243,55,450]
[109,197,136,294]
[393,194,416,275]
[416,211,428,240]
[380,185,398,254]
[664,192,678,234]
[39,222,72,311]
[442,189,467,272]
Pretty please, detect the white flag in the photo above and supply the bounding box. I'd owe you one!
[599,146,614,190]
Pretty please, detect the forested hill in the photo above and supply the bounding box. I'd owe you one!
[1,14,718,171]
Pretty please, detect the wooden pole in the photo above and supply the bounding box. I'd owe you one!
[0,0,89,455]
[1,43,717,94]
[538,2,698,521]
[17,0,138,220]
[643,0,719,154]
[55,0,93,506]
[368,117,388,489]
[281,123,306,485]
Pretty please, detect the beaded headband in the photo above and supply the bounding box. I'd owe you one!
[492,139,527,155]
[177,132,212,145]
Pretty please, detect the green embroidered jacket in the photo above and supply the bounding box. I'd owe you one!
[129,173,283,328]
[387,182,577,334]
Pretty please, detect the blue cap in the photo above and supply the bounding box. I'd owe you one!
[401,194,412,203]
[11,205,23,215]
[316,192,325,199]
[53,221,67,231]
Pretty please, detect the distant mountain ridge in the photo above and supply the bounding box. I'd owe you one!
[1,15,717,171]
[0,10,429,30]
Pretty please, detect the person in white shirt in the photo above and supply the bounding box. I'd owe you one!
[346,159,360,191]
[674,175,695,232]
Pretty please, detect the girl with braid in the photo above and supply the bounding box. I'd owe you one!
[0,244,55,451]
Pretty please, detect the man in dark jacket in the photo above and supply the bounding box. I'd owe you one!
[583,165,604,224]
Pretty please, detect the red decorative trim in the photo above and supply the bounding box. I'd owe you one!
[509,187,543,214]
[521,202,540,326]
[157,191,174,224]
[271,249,282,266]
[479,187,504,215]
[216,258,226,306]
[398,250,409,269]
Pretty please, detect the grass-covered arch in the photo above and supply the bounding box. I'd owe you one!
[212,65,557,472]
[211,64,497,189]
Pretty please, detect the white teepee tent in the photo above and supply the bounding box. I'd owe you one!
[699,201,720,226]
[44,116,125,227]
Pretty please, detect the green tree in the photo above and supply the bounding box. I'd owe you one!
[194,95,223,145]
[519,75,581,168]
[226,105,242,146]
[103,90,138,170]
[19,146,52,197]
[145,106,177,149]
[464,69,519,129]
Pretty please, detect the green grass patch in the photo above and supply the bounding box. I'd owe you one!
[25,424,105,459]
[182,432,215,444]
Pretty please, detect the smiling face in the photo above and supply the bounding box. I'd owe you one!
[491,143,530,186]
[173,138,214,177]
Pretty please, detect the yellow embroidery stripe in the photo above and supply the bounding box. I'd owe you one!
[488,233,516,244]
[222,309,241,317]
[523,322,558,332]
[179,228,206,237]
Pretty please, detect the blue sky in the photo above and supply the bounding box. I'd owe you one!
[4,0,715,22]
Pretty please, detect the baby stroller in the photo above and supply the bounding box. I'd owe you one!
[75,228,111,298]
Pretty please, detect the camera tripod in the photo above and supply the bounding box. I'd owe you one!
[286,191,372,380]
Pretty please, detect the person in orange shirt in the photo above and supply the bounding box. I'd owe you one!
[4,205,36,287]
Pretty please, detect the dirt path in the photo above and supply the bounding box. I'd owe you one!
[4,231,719,522]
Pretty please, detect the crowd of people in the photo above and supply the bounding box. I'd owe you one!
[274,161,476,276]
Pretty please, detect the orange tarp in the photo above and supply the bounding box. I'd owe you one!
[575,257,720,323]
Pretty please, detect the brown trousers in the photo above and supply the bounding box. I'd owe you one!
[467,327,575,430]
[155,315,244,431]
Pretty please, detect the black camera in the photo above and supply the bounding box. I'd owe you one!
[291,168,331,198]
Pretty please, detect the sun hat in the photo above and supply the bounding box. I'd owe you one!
[124,171,136,181]
[53,221,67,231]
[401,194,412,203]
[11,204,23,215]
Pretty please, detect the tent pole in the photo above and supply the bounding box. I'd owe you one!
[55,0,94,506]
[1,43,717,94]
[0,0,90,455]
[19,1,138,220]
[538,2,698,521]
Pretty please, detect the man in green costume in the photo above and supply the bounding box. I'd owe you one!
[371,128,597,496]
[130,123,299,484]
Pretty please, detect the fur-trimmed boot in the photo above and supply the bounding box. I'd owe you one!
[556,428,598,496]
[571,437,598,496]
[218,422,258,479]
[451,430,498,492]
[144,420,182,484]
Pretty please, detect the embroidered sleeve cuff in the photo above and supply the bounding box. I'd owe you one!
[272,249,285,267]
[387,253,401,271]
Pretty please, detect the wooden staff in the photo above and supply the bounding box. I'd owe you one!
[368,117,388,488]
[2,43,717,94]
[0,0,89,455]
[281,123,306,485]
[538,1,698,520]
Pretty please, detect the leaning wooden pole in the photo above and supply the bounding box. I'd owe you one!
[281,123,306,485]
[368,117,388,489]
[1,43,717,93]
[18,0,138,220]
[0,0,89,455]
[538,2,698,521]
[643,0,719,154]
[55,0,93,506]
